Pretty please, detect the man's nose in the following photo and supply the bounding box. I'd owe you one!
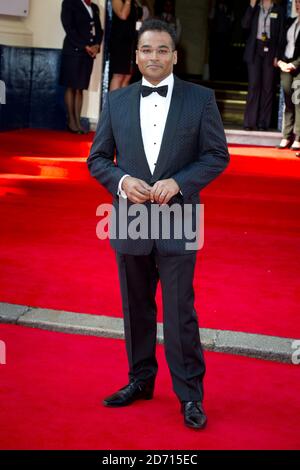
[149,50,160,59]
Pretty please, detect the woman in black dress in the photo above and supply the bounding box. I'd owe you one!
[109,0,142,90]
[60,0,103,133]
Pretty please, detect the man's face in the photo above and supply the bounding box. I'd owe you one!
[136,31,177,85]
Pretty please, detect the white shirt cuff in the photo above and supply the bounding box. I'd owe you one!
[117,174,130,199]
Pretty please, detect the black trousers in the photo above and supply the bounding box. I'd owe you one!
[116,249,206,402]
[244,41,276,129]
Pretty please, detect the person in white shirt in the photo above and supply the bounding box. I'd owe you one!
[277,0,300,149]
[242,0,284,131]
[87,19,229,429]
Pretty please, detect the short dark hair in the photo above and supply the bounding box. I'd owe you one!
[137,19,177,50]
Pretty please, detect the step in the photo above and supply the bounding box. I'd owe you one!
[225,129,281,146]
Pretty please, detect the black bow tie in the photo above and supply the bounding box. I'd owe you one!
[141,85,168,98]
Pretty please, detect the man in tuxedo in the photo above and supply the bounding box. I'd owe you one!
[87,19,229,429]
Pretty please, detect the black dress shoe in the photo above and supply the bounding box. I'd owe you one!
[103,379,155,407]
[181,401,207,429]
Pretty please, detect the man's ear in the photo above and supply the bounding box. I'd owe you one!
[135,50,139,65]
[173,50,178,65]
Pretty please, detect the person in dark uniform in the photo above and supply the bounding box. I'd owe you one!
[277,0,300,150]
[109,0,143,91]
[60,0,103,133]
[242,0,284,131]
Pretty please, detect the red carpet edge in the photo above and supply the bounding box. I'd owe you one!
[0,302,298,364]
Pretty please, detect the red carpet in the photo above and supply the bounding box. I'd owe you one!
[0,323,299,450]
[0,130,300,338]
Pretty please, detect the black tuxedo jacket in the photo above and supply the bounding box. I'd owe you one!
[87,76,229,255]
[242,4,284,63]
[61,0,103,56]
[278,17,300,70]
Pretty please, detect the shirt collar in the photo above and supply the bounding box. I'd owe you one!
[141,74,174,98]
[81,0,92,10]
[260,2,273,12]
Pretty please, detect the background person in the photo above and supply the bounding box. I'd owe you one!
[242,0,284,131]
[277,0,300,150]
[109,0,143,91]
[60,0,103,133]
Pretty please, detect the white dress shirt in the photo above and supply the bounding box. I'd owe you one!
[285,19,300,59]
[81,0,93,18]
[118,73,174,198]
[256,4,273,40]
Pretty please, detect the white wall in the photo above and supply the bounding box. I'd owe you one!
[0,0,106,122]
